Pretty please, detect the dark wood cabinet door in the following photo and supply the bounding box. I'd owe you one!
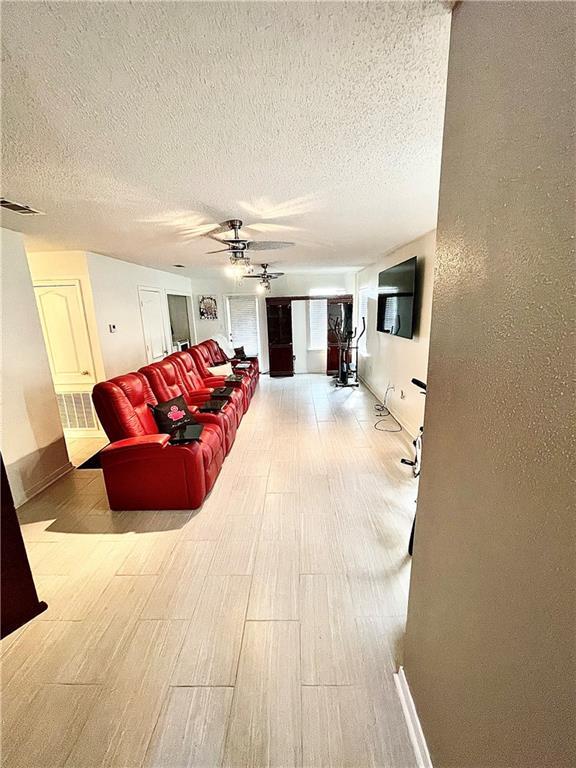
[327,299,353,375]
[1,455,47,638]
[266,299,294,377]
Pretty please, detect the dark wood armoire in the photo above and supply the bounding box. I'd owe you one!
[1,455,47,638]
[266,298,294,376]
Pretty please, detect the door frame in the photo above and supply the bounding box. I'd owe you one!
[137,285,169,364]
[224,293,263,358]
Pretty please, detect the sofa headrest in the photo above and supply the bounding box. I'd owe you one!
[92,372,158,442]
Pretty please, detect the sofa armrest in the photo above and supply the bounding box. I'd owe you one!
[99,432,207,511]
[202,376,227,386]
[186,389,213,405]
[101,434,171,454]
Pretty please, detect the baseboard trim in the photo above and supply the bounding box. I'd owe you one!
[394,666,433,768]
[16,461,74,508]
[358,376,417,438]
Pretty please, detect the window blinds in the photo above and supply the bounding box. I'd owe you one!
[226,295,259,356]
[308,299,328,350]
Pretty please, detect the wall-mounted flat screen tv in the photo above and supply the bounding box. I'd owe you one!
[377,256,417,339]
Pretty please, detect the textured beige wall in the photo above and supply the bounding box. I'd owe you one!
[404,3,575,767]
[0,229,72,505]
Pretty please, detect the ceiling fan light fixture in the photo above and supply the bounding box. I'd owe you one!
[257,277,271,294]
[226,253,251,282]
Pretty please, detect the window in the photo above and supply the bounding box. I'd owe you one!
[226,295,260,356]
[308,299,327,350]
[357,288,369,354]
[383,295,399,334]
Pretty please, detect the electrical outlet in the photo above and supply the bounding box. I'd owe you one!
[109,323,117,333]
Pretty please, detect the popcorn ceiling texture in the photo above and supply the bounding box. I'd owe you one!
[404,3,576,767]
[1,1,450,274]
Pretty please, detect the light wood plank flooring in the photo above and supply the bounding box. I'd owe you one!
[1,374,417,767]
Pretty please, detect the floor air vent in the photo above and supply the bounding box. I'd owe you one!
[0,197,44,215]
[57,392,98,430]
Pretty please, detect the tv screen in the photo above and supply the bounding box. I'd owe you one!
[377,256,417,339]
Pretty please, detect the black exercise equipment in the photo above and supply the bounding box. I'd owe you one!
[329,315,366,388]
[400,377,426,555]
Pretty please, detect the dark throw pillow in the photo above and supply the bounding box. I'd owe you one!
[234,346,247,360]
[148,396,195,433]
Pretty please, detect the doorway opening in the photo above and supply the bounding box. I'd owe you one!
[167,293,195,351]
[291,299,328,374]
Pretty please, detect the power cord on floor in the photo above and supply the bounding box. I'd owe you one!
[373,385,402,432]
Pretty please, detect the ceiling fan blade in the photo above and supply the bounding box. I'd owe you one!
[206,247,231,254]
[246,241,294,251]
[243,271,285,279]
[244,222,301,234]
[211,221,235,236]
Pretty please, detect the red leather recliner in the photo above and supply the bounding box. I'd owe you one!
[167,351,245,425]
[139,359,238,454]
[208,338,260,377]
[210,340,260,393]
[190,342,257,403]
[92,372,224,510]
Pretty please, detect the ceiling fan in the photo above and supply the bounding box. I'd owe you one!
[242,263,285,293]
[206,219,294,258]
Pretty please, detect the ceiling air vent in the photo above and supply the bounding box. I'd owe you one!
[0,197,44,215]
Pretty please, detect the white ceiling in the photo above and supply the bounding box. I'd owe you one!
[1,1,451,276]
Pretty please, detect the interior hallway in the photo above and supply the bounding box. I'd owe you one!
[1,374,417,768]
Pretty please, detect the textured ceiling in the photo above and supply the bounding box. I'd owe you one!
[1,1,451,275]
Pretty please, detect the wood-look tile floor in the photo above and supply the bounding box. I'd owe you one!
[1,374,418,768]
[65,435,109,468]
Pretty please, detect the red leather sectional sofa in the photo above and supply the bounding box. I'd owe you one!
[92,340,259,510]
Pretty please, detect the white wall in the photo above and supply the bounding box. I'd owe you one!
[270,272,354,297]
[86,253,194,379]
[355,230,436,435]
[0,228,71,505]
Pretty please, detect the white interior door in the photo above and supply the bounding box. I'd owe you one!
[225,295,260,356]
[139,287,168,363]
[34,281,96,386]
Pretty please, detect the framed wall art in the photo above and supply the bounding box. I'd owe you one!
[198,295,218,320]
